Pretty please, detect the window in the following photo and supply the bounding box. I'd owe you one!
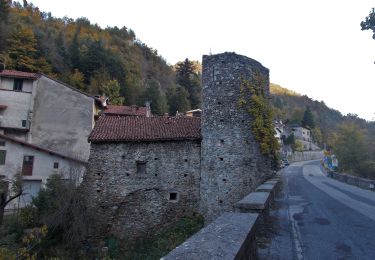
[0,141,5,146]
[136,161,147,174]
[53,162,59,169]
[0,150,6,165]
[21,120,27,127]
[13,79,23,91]
[169,192,178,201]
[22,155,34,176]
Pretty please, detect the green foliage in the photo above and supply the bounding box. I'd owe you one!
[166,84,191,115]
[302,107,315,128]
[285,133,295,145]
[117,214,204,259]
[331,123,367,174]
[175,58,202,109]
[140,80,168,115]
[293,140,304,152]
[239,75,280,161]
[101,80,125,106]
[361,8,375,39]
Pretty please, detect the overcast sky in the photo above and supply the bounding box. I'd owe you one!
[24,0,375,121]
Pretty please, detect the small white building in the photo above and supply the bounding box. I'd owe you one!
[0,69,95,207]
[0,133,86,209]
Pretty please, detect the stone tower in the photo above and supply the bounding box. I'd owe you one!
[200,52,271,221]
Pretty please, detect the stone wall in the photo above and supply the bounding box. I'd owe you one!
[200,52,272,222]
[287,150,324,162]
[83,140,201,241]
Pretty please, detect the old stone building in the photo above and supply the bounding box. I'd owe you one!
[83,52,274,241]
[85,116,201,240]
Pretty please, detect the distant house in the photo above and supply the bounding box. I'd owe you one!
[0,69,94,208]
[291,126,311,142]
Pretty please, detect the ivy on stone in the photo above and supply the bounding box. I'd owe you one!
[238,73,279,160]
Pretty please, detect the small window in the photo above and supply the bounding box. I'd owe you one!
[0,150,6,165]
[21,120,27,127]
[0,141,5,146]
[136,161,147,174]
[13,79,23,91]
[53,162,59,169]
[169,192,178,201]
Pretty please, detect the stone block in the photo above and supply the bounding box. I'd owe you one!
[255,183,275,192]
[162,212,259,260]
[235,192,271,212]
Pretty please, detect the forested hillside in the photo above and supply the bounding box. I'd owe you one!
[0,0,201,115]
[270,83,375,178]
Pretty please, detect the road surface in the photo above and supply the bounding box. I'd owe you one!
[260,160,375,260]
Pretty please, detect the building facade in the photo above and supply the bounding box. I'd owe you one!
[0,70,94,206]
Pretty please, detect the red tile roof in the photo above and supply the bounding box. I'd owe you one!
[104,105,148,116]
[0,70,39,79]
[89,115,201,142]
[0,134,86,164]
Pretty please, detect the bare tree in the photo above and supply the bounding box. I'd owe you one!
[0,174,23,225]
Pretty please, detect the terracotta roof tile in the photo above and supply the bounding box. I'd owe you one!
[104,105,148,116]
[89,115,201,142]
[0,70,39,79]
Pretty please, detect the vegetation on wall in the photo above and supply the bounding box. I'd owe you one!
[238,75,279,162]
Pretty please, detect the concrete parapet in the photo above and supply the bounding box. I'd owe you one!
[235,192,271,212]
[328,171,375,192]
[162,212,259,260]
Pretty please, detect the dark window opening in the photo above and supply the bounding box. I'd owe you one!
[154,173,158,176]
[184,159,188,162]
[22,155,34,176]
[184,174,188,177]
[219,157,224,161]
[53,162,59,169]
[219,119,224,122]
[217,101,222,105]
[136,161,147,174]
[220,139,224,143]
[154,158,158,160]
[219,200,223,204]
[169,192,178,201]
[13,79,23,91]
[21,120,27,127]
[0,141,5,146]
[0,150,6,165]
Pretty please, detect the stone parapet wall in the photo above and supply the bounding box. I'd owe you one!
[287,150,324,162]
[328,171,375,192]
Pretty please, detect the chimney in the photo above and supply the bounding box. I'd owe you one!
[145,101,151,117]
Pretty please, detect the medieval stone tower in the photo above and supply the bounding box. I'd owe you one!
[200,52,271,221]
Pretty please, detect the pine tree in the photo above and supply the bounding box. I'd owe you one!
[302,107,315,128]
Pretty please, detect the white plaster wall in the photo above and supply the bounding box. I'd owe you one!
[0,139,85,209]
[30,76,94,161]
[0,90,32,131]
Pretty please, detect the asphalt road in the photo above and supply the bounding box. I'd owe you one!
[260,160,375,260]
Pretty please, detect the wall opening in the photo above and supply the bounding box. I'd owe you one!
[169,192,178,201]
[136,161,147,174]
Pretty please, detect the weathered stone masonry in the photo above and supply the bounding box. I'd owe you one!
[84,140,201,240]
[82,52,273,242]
[200,53,272,221]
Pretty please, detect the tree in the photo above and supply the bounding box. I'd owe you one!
[0,0,10,21]
[175,59,202,109]
[302,107,315,128]
[0,174,23,225]
[332,123,367,173]
[293,140,304,152]
[166,84,191,115]
[141,80,168,115]
[361,8,375,39]
[68,69,85,91]
[101,79,124,106]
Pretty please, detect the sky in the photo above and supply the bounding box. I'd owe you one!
[24,0,375,121]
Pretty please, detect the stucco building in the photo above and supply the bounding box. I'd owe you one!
[0,70,94,208]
